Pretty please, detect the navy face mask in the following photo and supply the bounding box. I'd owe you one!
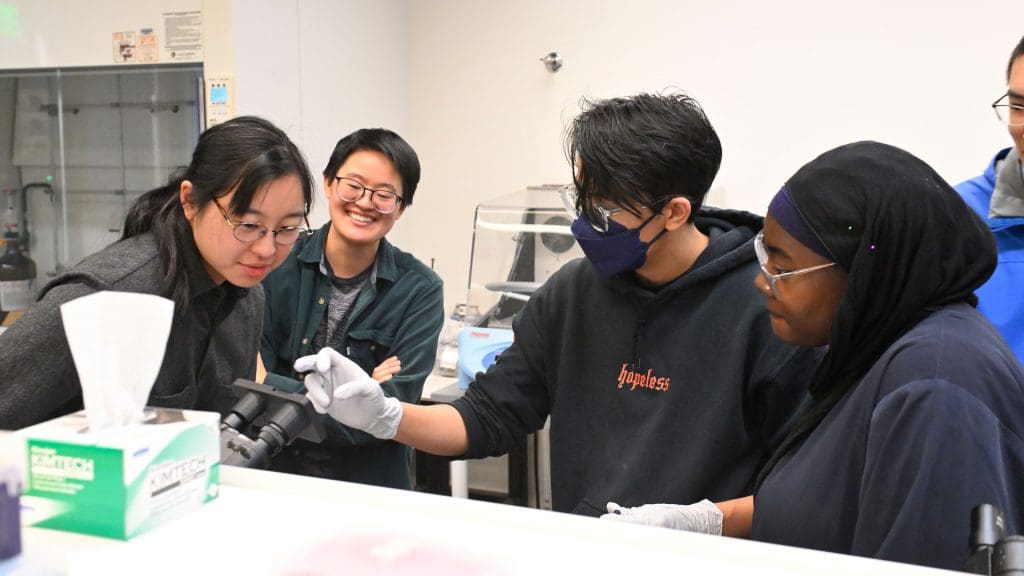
[571,211,667,278]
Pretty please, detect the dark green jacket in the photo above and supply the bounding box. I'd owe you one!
[261,223,444,488]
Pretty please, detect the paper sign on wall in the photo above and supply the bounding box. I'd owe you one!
[138,30,159,64]
[163,11,203,61]
[113,29,160,64]
[112,31,137,64]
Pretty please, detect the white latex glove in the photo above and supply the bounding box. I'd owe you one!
[303,374,403,440]
[294,347,372,396]
[601,500,723,535]
[296,347,370,410]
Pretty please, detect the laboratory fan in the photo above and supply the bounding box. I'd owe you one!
[539,215,576,253]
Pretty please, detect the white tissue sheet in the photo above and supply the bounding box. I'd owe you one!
[60,291,174,431]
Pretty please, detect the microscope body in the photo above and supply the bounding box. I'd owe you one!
[219,379,326,469]
[968,504,1024,575]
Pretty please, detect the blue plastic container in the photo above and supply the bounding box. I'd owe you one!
[456,327,514,389]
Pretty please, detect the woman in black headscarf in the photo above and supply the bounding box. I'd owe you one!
[604,141,1024,571]
[749,141,1024,570]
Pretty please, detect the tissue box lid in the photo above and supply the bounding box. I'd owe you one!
[18,409,218,445]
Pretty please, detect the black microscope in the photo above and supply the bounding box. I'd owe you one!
[967,504,1024,575]
[219,379,326,469]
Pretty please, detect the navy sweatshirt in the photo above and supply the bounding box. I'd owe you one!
[753,303,1024,571]
[451,208,820,514]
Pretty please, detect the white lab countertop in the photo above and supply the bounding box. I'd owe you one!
[422,372,459,401]
[6,466,959,576]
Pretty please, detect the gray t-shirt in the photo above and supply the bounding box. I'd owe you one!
[989,148,1024,218]
[311,256,374,351]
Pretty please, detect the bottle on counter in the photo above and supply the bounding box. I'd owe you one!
[435,303,479,377]
[0,232,37,319]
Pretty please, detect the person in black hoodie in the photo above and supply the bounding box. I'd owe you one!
[293,92,820,515]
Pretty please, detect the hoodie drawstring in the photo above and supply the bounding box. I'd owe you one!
[631,315,647,371]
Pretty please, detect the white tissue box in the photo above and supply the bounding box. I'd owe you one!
[17,408,219,540]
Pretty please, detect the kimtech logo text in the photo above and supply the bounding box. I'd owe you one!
[30,446,95,480]
[148,456,207,497]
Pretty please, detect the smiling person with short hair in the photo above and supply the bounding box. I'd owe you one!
[260,128,444,489]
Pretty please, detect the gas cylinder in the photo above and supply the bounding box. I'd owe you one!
[0,233,36,317]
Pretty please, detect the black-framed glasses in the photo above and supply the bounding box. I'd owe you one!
[992,93,1024,126]
[213,198,310,246]
[332,176,404,214]
[754,230,835,298]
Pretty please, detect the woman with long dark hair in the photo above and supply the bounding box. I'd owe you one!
[0,116,314,428]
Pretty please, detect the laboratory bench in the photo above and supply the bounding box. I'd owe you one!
[6,466,957,575]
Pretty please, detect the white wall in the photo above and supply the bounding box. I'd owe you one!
[231,0,411,232]
[405,0,1023,310]
[231,1,303,145]
[0,0,202,69]
[297,0,411,233]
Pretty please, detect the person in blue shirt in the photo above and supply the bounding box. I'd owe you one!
[954,34,1024,362]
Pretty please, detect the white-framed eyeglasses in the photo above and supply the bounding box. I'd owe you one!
[754,230,836,298]
[559,185,623,232]
[559,185,677,234]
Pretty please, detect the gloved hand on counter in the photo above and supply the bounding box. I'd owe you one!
[295,347,403,439]
[601,500,723,534]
